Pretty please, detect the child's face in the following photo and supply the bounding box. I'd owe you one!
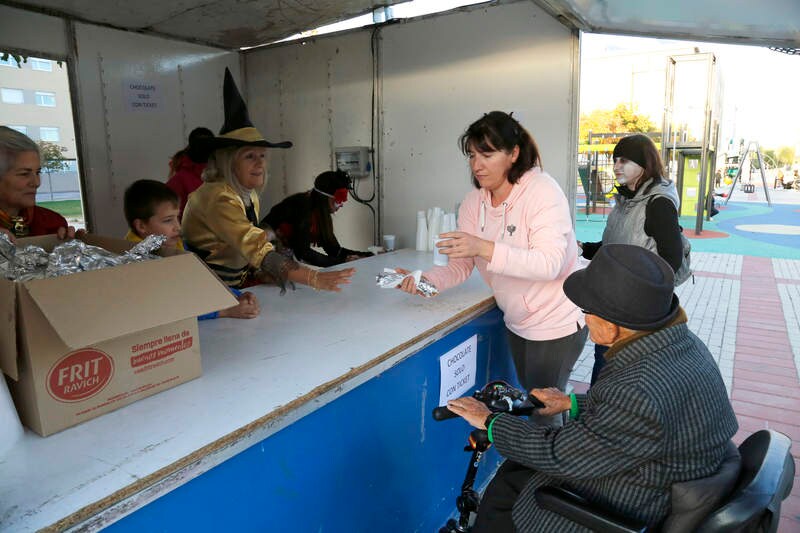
[135,201,181,248]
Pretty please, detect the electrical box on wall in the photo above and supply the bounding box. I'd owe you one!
[335,146,371,178]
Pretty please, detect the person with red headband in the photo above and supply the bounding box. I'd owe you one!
[261,170,372,267]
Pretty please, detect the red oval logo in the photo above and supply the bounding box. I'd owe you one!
[47,349,114,402]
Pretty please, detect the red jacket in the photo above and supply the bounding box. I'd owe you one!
[166,155,206,219]
[0,205,68,237]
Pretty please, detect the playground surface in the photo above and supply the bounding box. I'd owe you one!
[572,186,800,531]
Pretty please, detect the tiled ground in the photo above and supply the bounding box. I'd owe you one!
[568,252,800,531]
[692,252,743,276]
[775,258,800,281]
[778,284,800,382]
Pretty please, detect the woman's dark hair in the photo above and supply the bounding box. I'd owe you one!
[641,145,668,193]
[168,127,214,177]
[310,170,350,247]
[458,111,542,188]
[644,145,666,184]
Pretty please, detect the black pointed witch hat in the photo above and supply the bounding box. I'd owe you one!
[197,68,292,154]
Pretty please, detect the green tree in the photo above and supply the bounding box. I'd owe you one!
[37,141,69,177]
[776,146,796,167]
[1,51,62,68]
[579,103,657,144]
[0,51,24,68]
[762,148,778,167]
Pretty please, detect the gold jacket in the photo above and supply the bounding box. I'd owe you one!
[182,182,273,286]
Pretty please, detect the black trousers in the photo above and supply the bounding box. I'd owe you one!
[471,461,535,533]
[506,325,588,426]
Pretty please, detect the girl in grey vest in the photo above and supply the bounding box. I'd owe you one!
[579,134,685,384]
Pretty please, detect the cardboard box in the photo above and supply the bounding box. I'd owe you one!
[0,235,237,436]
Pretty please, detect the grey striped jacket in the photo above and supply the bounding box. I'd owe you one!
[491,319,738,532]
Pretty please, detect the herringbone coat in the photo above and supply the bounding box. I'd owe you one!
[491,317,738,532]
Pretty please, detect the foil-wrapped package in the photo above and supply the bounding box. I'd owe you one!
[0,232,166,281]
[46,239,124,277]
[0,233,52,281]
[126,234,167,260]
[0,232,14,260]
[376,268,438,297]
[0,233,17,279]
[13,244,50,281]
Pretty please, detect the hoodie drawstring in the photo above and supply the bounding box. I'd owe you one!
[481,200,509,238]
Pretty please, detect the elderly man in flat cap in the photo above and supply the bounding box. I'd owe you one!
[447,244,737,533]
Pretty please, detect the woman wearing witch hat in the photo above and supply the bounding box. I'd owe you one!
[261,169,372,267]
[182,69,354,292]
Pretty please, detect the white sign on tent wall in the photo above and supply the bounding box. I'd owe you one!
[123,80,163,112]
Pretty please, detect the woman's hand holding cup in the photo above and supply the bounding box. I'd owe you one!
[438,231,493,261]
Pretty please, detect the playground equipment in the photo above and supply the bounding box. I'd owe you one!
[578,131,660,219]
[661,52,722,234]
[722,141,772,206]
[578,54,722,232]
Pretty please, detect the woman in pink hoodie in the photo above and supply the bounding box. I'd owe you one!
[400,111,587,425]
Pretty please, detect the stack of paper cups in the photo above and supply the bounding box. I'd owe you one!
[440,212,456,234]
[428,208,443,251]
[415,211,428,251]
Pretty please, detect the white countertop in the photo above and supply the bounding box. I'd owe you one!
[0,250,494,532]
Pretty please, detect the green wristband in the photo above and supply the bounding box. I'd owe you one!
[569,393,579,420]
[487,413,501,443]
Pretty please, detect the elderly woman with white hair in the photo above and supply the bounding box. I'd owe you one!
[0,126,74,241]
[182,69,353,292]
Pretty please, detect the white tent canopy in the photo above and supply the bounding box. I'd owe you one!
[7,0,800,49]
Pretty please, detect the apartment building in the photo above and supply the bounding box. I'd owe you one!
[0,53,81,202]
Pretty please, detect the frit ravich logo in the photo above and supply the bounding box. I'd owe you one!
[47,349,114,402]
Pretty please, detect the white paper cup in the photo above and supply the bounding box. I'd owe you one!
[433,237,450,266]
[383,234,396,251]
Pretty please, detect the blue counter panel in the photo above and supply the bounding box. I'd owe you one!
[108,307,515,532]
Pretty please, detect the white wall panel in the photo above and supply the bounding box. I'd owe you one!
[246,2,577,253]
[380,2,578,249]
[73,23,238,235]
[246,32,375,251]
[0,5,67,59]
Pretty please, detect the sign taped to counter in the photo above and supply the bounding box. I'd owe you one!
[439,335,477,406]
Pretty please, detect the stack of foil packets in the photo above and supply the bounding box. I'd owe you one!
[0,233,166,282]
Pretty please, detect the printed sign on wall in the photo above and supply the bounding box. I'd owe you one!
[123,80,163,112]
[439,334,477,406]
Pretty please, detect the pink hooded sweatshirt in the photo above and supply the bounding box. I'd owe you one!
[424,167,584,341]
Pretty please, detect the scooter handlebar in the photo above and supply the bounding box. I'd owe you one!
[432,406,459,421]
[432,380,546,422]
